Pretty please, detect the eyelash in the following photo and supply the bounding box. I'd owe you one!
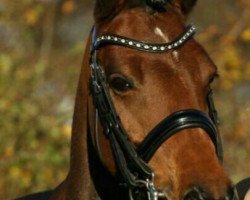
[209,73,219,84]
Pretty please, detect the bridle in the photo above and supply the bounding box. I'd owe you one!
[89,24,223,200]
[88,24,223,200]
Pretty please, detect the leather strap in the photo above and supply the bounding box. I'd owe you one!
[207,89,223,162]
[90,50,154,189]
[137,109,219,162]
[92,25,196,53]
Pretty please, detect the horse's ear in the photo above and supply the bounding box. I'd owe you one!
[94,0,124,22]
[171,0,197,17]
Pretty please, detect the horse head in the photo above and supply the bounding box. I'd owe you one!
[65,0,237,199]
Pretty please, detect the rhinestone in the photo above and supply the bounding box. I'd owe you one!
[107,36,111,40]
[121,39,126,43]
[152,46,157,50]
[114,37,118,41]
[136,43,141,47]
[174,43,178,47]
[144,45,149,49]
[160,46,165,51]
[101,36,105,40]
[129,41,133,45]
[168,45,172,49]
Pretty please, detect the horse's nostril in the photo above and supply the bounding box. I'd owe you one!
[183,187,207,200]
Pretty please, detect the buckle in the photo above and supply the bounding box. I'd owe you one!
[128,175,159,200]
[92,81,101,94]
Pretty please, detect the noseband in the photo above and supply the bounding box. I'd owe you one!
[88,25,223,200]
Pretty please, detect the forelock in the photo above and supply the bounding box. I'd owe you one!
[94,0,168,22]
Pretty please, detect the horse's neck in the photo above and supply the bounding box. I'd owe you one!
[64,36,99,199]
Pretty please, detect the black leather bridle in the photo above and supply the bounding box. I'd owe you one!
[88,25,223,200]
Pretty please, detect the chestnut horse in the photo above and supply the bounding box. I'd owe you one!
[17,0,239,200]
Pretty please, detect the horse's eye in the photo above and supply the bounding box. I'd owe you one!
[108,74,133,93]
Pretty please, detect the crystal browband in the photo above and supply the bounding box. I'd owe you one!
[93,25,196,53]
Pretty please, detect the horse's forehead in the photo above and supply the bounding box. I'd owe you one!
[104,8,185,41]
[99,8,216,81]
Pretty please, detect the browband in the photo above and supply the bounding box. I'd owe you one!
[93,25,196,53]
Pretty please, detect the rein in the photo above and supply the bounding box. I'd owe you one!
[88,25,223,200]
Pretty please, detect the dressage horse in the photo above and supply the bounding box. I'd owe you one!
[17,0,240,199]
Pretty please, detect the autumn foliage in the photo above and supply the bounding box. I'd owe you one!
[0,0,249,199]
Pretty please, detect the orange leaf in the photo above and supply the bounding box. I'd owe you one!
[62,0,76,15]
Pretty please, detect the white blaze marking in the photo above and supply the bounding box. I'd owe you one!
[154,27,179,61]
[173,50,179,61]
[154,27,170,42]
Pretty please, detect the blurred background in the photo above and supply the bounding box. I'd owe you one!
[0,0,249,199]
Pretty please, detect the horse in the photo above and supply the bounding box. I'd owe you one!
[16,0,240,199]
